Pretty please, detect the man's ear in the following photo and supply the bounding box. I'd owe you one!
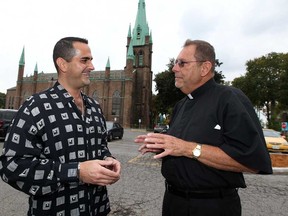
[200,61,212,77]
[56,57,68,73]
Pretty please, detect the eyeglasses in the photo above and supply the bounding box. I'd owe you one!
[174,59,206,68]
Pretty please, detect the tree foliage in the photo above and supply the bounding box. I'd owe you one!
[232,52,288,129]
[214,59,225,84]
[153,58,184,116]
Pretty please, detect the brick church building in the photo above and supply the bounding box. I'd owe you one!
[5,0,153,129]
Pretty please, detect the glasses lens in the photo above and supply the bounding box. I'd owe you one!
[175,59,184,67]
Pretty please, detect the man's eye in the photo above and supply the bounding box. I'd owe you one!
[81,59,89,64]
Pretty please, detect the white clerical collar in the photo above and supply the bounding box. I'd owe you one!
[187,94,193,100]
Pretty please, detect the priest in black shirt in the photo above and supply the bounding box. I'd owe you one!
[135,39,272,216]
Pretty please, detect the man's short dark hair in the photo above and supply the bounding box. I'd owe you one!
[183,39,216,72]
[53,37,88,72]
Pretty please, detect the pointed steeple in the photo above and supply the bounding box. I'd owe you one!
[34,62,38,73]
[106,57,110,68]
[19,47,25,66]
[127,23,132,38]
[131,0,150,46]
[127,41,134,60]
[105,57,110,79]
[33,63,38,93]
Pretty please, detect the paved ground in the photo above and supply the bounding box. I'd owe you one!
[0,129,288,216]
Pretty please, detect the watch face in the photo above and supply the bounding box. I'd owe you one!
[193,145,201,158]
[193,149,201,157]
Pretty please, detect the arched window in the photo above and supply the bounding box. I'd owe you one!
[112,91,121,116]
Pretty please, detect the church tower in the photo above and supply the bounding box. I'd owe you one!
[124,0,153,128]
[15,47,25,108]
[6,0,153,129]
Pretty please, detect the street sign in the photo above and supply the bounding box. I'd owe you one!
[281,122,288,131]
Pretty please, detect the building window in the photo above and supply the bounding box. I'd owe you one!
[139,50,143,66]
[137,25,141,39]
[112,91,121,116]
[9,96,14,109]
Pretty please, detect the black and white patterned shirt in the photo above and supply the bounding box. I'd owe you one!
[0,82,113,216]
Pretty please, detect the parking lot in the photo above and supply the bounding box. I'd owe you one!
[0,129,288,216]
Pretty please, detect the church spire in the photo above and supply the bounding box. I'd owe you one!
[34,62,38,73]
[106,57,110,68]
[127,23,132,38]
[19,47,25,66]
[131,0,150,46]
[127,41,134,60]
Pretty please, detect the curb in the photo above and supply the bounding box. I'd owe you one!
[272,167,288,174]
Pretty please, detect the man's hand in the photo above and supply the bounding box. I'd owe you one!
[135,134,164,155]
[135,133,192,159]
[79,159,121,186]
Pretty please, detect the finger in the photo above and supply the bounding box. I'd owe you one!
[146,143,164,149]
[147,133,167,138]
[98,160,114,167]
[138,144,147,151]
[134,138,143,143]
[153,151,167,159]
[109,162,121,174]
[134,135,148,142]
[95,178,117,186]
[144,137,165,144]
[100,166,121,178]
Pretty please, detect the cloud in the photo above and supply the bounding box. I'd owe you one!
[0,0,288,93]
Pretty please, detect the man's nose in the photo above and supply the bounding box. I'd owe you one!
[88,61,95,70]
[172,64,178,73]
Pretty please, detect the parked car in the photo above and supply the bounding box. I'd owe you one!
[154,123,169,133]
[263,128,288,153]
[106,121,124,142]
[0,109,18,140]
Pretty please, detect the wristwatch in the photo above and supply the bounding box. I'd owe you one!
[192,144,202,159]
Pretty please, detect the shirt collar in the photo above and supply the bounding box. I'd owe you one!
[51,81,93,108]
[187,94,193,100]
[187,78,216,99]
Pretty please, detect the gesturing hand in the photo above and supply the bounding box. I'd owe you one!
[79,159,121,186]
[135,133,191,159]
[135,134,164,155]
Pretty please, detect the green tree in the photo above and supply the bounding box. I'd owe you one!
[278,54,288,109]
[214,59,225,84]
[232,52,288,129]
[0,92,5,108]
[154,58,184,116]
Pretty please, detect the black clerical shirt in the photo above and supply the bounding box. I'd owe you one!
[162,79,272,190]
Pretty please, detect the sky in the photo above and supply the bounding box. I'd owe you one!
[0,0,288,94]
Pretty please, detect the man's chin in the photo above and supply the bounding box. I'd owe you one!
[174,82,182,89]
[82,79,91,87]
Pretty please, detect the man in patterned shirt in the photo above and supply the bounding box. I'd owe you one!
[0,37,121,216]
